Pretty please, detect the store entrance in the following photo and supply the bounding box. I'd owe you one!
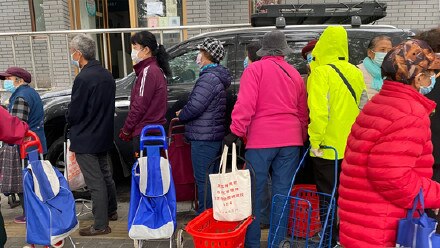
[108,0,132,79]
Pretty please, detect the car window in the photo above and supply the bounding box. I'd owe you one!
[168,49,229,85]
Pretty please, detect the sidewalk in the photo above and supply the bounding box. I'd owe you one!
[2,198,269,248]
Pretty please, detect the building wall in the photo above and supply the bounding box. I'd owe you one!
[0,0,71,95]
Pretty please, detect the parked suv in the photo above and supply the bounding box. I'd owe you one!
[42,23,413,179]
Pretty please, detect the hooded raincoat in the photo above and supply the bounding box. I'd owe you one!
[307,26,366,159]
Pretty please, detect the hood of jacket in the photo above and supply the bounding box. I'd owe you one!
[200,64,232,89]
[311,26,349,67]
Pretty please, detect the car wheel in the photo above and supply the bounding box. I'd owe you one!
[46,136,65,173]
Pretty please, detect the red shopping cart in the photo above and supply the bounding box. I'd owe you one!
[176,143,255,248]
[168,118,196,203]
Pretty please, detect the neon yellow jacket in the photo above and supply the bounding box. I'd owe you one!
[307,26,366,160]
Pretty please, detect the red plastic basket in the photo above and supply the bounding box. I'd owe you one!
[185,208,253,248]
[288,184,321,238]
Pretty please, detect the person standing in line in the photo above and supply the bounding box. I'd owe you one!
[177,37,232,214]
[357,35,393,98]
[119,31,171,158]
[243,40,273,229]
[0,67,47,224]
[224,30,308,248]
[307,26,367,246]
[338,39,440,247]
[415,28,440,233]
[67,34,117,236]
[0,107,29,247]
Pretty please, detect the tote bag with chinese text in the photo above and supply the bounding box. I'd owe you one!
[209,143,252,221]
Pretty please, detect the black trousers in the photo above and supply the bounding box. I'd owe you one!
[426,163,440,233]
[0,211,6,248]
[310,157,342,245]
[76,152,118,230]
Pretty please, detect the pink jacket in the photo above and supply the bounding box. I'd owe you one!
[230,56,308,149]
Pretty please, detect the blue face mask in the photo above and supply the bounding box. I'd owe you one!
[3,79,16,93]
[306,53,313,64]
[71,52,80,68]
[243,57,249,69]
[373,52,387,66]
[420,75,437,95]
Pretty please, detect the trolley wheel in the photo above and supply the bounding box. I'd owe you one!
[52,239,64,248]
[279,239,291,248]
[176,229,184,248]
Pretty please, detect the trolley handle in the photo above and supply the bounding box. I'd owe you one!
[20,131,43,159]
[140,125,167,150]
[168,118,185,136]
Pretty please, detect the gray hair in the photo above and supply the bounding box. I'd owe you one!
[70,34,96,60]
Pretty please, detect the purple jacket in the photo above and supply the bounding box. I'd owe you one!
[123,57,167,137]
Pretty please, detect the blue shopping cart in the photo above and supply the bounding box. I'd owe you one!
[268,146,338,248]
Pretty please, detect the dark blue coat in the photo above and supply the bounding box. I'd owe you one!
[178,65,232,141]
[8,84,47,153]
[67,60,115,154]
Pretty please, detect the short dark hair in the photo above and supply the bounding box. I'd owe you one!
[246,41,262,62]
[367,35,392,50]
[415,28,440,53]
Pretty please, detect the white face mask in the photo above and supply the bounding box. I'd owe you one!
[131,49,142,64]
[196,53,203,68]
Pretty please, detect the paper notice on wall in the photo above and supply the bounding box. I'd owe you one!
[159,17,168,27]
[147,17,159,28]
[166,0,178,16]
[146,1,164,16]
[168,16,180,27]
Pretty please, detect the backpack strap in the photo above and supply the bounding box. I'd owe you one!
[328,64,357,103]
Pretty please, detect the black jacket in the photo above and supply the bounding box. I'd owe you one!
[427,77,440,164]
[178,65,232,141]
[67,60,116,154]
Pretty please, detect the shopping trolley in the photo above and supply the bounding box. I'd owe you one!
[176,143,255,248]
[21,131,78,248]
[268,146,338,248]
[128,125,176,248]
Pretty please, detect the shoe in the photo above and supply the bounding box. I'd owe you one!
[14,215,26,224]
[108,211,118,221]
[8,194,20,209]
[79,225,111,236]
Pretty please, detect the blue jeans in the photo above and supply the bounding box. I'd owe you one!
[245,146,300,248]
[191,141,222,214]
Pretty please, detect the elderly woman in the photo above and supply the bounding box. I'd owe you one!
[177,37,232,214]
[357,35,393,98]
[225,30,308,248]
[0,67,46,224]
[338,39,440,247]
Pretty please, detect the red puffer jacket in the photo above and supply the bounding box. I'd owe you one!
[338,81,440,248]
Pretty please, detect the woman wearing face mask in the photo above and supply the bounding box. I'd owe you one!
[177,37,232,213]
[0,67,47,224]
[338,39,440,248]
[357,35,393,98]
[119,31,171,157]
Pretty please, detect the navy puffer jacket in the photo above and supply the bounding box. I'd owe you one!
[178,65,232,141]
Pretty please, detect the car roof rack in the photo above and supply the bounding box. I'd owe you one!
[251,2,387,27]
